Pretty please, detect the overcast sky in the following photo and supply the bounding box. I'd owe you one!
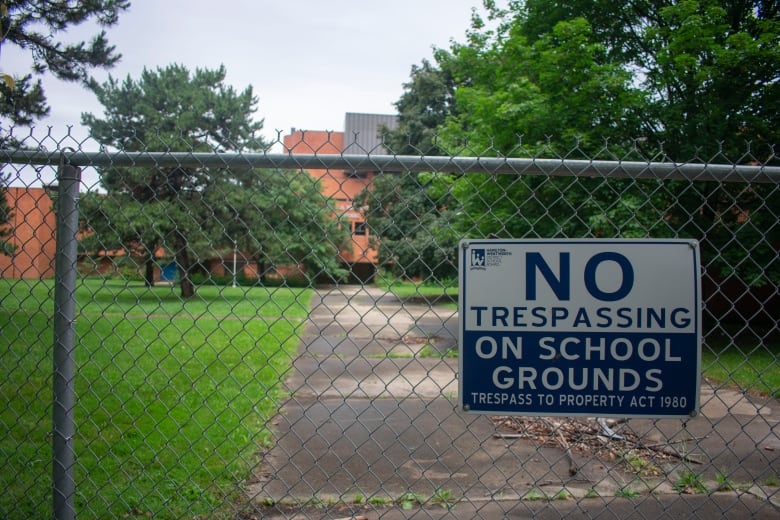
[6,0,481,149]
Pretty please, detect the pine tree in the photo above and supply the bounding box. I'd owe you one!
[0,0,129,126]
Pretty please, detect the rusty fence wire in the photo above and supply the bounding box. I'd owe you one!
[0,131,779,519]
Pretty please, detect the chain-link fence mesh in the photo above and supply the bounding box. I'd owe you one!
[1,130,778,519]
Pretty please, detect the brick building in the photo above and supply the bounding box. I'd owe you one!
[2,113,397,283]
[283,112,398,282]
[0,187,56,279]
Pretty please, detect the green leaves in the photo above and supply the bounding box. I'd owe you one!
[84,65,264,153]
[356,171,459,280]
[80,65,352,295]
[377,0,779,289]
[440,16,645,156]
[0,170,13,256]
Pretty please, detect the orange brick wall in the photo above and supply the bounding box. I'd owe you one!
[283,130,378,265]
[0,187,56,279]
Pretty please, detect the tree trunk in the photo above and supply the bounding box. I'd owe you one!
[175,233,195,298]
[144,255,155,288]
[256,255,266,284]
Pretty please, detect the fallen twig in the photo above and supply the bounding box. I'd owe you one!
[642,443,705,464]
[493,433,533,439]
[640,437,707,449]
[556,429,578,476]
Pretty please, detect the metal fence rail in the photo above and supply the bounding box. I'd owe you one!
[0,133,778,519]
[6,149,780,182]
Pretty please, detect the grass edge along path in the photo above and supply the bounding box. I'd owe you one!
[0,278,311,519]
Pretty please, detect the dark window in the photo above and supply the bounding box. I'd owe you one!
[353,221,367,236]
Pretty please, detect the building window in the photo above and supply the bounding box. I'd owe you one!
[353,221,367,236]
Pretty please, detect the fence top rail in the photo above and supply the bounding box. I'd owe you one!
[2,149,778,183]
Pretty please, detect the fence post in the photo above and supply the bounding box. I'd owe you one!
[52,161,81,520]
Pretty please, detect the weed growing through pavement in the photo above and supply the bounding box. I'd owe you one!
[620,450,662,476]
[368,495,392,506]
[430,488,458,508]
[615,487,640,498]
[674,470,708,494]
[523,489,546,501]
[398,492,425,510]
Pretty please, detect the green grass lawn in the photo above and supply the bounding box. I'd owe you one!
[2,276,777,518]
[702,325,780,398]
[0,278,311,519]
[375,276,458,307]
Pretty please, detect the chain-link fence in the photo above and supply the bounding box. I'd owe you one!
[1,131,779,519]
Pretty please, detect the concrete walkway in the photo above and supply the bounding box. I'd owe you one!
[249,285,780,519]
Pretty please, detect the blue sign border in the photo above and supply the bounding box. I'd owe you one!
[458,239,701,419]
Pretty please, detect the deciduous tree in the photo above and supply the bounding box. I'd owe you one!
[355,60,459,281]
[376,0,778,287]
[518,0,780,158]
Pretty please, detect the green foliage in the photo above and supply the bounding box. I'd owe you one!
[378,0,780,289]
[83,64,263,152]
[643,0,780,159]
[374,276,457,315]
[398,491,424,509]
[355,170,459,281]
[674,470,708,494]
[439,16,646,153]
[81,65,349,296]
[615,487,640,499]
[363,60,460,282]
[430,488,458,507]
[203,167,349,285]
[0,74,47,128]
[0,0,129,127]
[715,470,749,491]
[523,489,547,501]
[386,59,456,155]
[82,64,266,297]
[0,171,13,255]
[502,0,779,159]
[419,344,458,359]
[620,451,662,477]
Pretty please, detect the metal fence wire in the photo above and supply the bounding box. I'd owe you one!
[1,131,779,519]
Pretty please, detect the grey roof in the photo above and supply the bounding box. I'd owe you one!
[342,113,399,155]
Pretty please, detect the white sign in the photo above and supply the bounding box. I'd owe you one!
[459,239,701,418]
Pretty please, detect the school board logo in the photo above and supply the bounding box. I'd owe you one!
[470,247,512,270]
[470,249,486,270]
